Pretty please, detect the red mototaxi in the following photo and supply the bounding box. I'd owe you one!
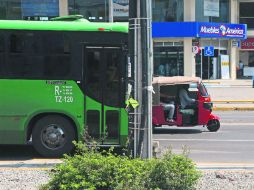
[152,76,220,132]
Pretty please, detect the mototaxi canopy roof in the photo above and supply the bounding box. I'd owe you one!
[152,76,201,86]
[152,76,202,105]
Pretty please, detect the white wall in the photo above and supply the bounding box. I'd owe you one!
[183,0,196,76]
[59,0,68,16]
[229,0,238,79]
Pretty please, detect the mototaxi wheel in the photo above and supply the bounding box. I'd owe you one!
[32,115,76,157]
[152,124,162,133]
[207,119,220,132]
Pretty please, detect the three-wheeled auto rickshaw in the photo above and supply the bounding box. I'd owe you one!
[152,76,220,132]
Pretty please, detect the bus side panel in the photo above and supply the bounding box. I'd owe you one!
[120,108,128,146]
[85,96,128,146]
[0,80,84,144]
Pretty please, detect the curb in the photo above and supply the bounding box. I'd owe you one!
[213,100,254,111]
[0,159,62,169]
[213,100,254,103]
[196,162,254,170]
[213,107,254,111]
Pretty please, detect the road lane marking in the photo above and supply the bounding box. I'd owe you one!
[154,139,254,142]
[171,149,238,154]
[221,123,254,126]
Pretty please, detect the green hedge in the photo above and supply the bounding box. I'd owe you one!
[42,143,201,190]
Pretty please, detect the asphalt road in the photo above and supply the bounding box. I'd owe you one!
[0,111,254,166]
[154,111,254,164]
[0,144,39,161]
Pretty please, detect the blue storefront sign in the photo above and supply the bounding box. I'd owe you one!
[197,23,247,39]
[21,0,59,17]
[152,22,247,39]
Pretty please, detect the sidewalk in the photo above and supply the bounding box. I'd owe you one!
[203,79,254,111]
[0,159,61,169]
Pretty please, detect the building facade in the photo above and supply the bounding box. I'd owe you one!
[152,0,247,80]
[0,0,252,79]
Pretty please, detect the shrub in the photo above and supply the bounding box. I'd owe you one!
[42,144,147,190]
[146,149,201,190]
[42,143,201,190]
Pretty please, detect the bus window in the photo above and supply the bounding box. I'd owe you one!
[0,34,4,52]
[86,110,100,138]
[26,32,39,54]
[86,51,102,102]
[9,34,24,53]
[44,55,71,78]
[8,33,26,77]
[0,34,5,76]
[42,32,71,78]
[63,36,71,54]
[106,110,119,139]
[104,51,122,107]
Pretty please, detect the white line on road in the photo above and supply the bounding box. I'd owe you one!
[170,149,238,154]
[154,139,254,142]
[221,123,254,126]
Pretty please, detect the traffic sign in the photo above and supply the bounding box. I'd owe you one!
[192,46,199,54]
[204,46,214,56]
[232,40,240,48]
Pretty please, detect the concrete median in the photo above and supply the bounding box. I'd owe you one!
[213,100,254,111]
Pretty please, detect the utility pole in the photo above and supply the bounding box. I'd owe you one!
[128,0,153,158]
[109,0,113,22]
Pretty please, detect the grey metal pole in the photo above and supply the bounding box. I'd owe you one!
[136,0,142,158]
[129,0,153,159]
[146,0,153,159]
[128,0,142,158]
[137,0,153,159]
[108,0,113,22]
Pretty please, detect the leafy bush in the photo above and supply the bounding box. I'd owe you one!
[41,143,201,190]
[147,149,201,190]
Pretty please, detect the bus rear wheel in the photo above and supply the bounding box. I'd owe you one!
[32,115,76,157]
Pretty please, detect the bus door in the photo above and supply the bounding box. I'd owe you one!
[84,46,125,145]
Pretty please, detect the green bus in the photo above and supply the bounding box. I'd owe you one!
[0,17,129,157]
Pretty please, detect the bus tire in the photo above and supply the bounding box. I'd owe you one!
[32,115,76,157]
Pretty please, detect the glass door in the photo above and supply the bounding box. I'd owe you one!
[83,46,125,145]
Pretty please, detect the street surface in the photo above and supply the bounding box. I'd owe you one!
[154,111,254,164]
[0,111,254,166]
[0,144,39,160]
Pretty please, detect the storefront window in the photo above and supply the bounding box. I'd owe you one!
[22,0,59,21]
[152,0,183,22]
[154,42,184,77]
[195,39,229,80]
[113,0,129,22]
[238,51,254,79]
[68,0,109,22]
[195,0,229,23]
[0,0,22,20]
[239,2,254,29]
